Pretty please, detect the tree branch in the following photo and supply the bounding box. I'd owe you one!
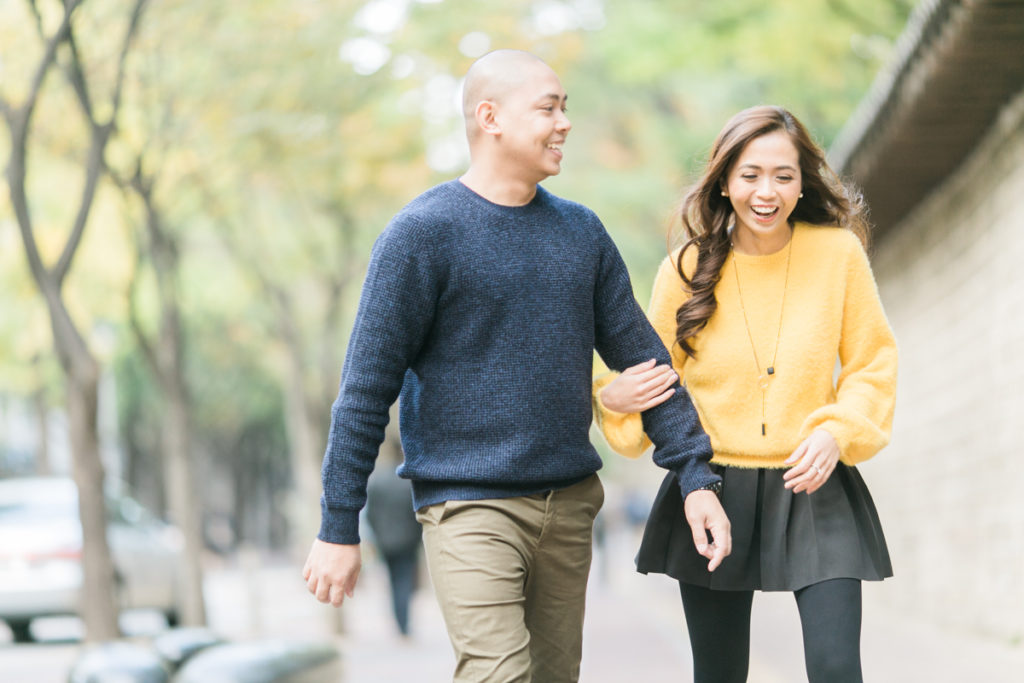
[110,0,149,117]
[126,216,160,379]
[8,0,82,288]
[62,29,96,122]
[26,0,44,36]
[53,0,150,287]
[53,122,112,288]
[115,155,174,387]
[23,0,79,118]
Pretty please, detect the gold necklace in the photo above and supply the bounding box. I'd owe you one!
[731,234,793,436]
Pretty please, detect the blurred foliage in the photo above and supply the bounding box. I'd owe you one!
[1,0,911,546]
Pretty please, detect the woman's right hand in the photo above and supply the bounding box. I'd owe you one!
[599,359,679,413]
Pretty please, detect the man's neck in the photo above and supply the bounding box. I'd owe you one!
[460,165,540,207]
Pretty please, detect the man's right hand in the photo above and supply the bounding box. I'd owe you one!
[683,490,731,572]
[303,539,362,607]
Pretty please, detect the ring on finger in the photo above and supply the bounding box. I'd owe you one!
[809,464,821,475]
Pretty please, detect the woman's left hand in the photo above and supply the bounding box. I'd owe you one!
[783,429,840,494]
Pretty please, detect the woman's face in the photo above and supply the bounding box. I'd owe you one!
[724,130,803,244]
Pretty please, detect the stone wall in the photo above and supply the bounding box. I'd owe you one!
[864,90,1024,642]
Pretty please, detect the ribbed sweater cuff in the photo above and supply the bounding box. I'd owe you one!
[594,378,631,419]
[318,501,361,545]
[674,459,721,499]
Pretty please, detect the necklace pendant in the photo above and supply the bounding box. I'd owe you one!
[761,422,766,436]
[758,375,770,390]
[767,366,775,375]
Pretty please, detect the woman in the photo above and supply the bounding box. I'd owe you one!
[594,105,896,683]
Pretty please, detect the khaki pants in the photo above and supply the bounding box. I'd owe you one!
[416,474,604,683]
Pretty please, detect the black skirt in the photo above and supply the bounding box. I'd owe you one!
[636,464,892,591]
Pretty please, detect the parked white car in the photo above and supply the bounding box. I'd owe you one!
[0,476,184,642]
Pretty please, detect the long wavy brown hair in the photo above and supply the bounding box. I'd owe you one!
[673,105,869,357]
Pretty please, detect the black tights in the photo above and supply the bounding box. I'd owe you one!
[679,579,863,683]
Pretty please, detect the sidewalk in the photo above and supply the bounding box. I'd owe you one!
[4,531,1021,681]
[203,528,1024,682]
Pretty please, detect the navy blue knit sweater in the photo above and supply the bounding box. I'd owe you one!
[319,180,716,544]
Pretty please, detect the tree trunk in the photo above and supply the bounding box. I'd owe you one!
[161,365,207,625]
[150,217,207,626]
[9,155,121,644]
[277,303,344,635]
[32,378,51,476]
[64,339,120,642]
[133,182,207,627]
[270,295,324,556]
[3,0,148,643]
[282,337,324,552]
[11,160,123,641]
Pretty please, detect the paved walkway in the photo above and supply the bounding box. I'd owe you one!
[4,527,1023,681]
[204,527,1024,682]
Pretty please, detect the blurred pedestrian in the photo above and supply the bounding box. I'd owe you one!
[595,105,897,683]
[364,429,420,637]
[303,49,729,682]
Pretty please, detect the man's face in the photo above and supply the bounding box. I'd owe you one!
[492,63,572,183]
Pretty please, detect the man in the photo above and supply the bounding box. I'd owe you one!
[303,49,730,682]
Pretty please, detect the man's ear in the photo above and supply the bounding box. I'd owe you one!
[476,100,501,137]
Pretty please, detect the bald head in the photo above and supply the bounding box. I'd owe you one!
[462,50,557,140]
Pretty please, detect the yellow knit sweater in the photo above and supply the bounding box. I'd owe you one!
[594,223,897,468]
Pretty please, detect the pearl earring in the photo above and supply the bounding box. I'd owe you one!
[799,192,804,198]
[721,191,728,197]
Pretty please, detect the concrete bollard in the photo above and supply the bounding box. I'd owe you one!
[67,642,170,683]
[172,639,342,683]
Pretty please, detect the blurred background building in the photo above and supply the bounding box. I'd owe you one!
[830,0,1024,643]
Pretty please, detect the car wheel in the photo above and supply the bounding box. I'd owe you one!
[7,619,33,643]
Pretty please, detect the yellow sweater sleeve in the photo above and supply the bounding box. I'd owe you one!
[593,251,692,458]
[592,373,649,458]
[799,237,898,465]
